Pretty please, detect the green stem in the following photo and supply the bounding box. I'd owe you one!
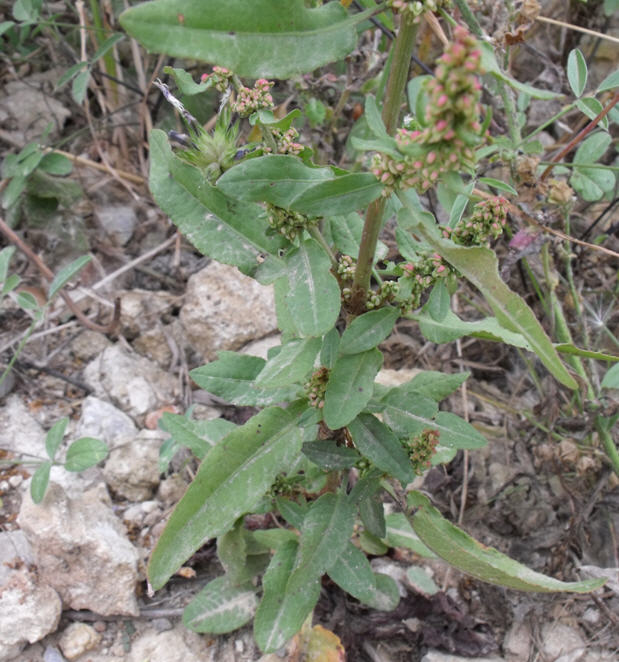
[308,225,338,270]
[452,0,483,37]
[596,416,619,476]
[498,80,521,146]
[515,104,574,150]
[350,16,418,314]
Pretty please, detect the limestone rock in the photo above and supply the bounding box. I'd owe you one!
[83,344,180,419]
[180,263,277,362]
[17,482,139,616]
[76,396,137,448]
[103,430,165,501]
[126,625,211,662]
[539,622,586,662]
[58,623,101,660]
[95,205,137,246]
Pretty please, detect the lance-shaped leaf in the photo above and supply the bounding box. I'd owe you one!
[183,576,257,634]
[389,370,469,402]
[159,413,236,460]
[325,212,388,261]
[348,413,414,486]
[190,352,297,406]
[148,406,304,589]
[399,202,577,389]
[285,239,340,337]
[323,349,383,429]
[217,155,383,216]
[120,0,374,79]
[340,307,399,355]
[302,440,361,471]
[328,542,378,605]
[254,541,321,653]
[383,513,436,558]
[149,130,285,276]
[256,337,321,388]
[408,492,607,593]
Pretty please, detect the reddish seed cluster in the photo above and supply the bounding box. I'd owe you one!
[372,26,484,195]
[272,127,304,156]
[200,66,232,93]
[407,429,440,475]
[304,367,330,409]
[232,79,275,117]
[443,196,508,246]
[399,252,453,309]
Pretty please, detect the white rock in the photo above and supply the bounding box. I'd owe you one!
[579,565,619,595]
[0,395,45,458]
[0,534,62,662]
[240,334,281,360]
[503,621,532,662]
[76,396,137,448]
[103,430,165,501]
[118,289,179,338]
[95,205,137,246]
[17,482,139,616]
[421,653,505,662]
[58,623,101,660]
[83,344,180,418]
[127,625,212,662]
[7,474,22,488]
[539,622,586,662]
[180,262,277,362]
[376,368,420,388]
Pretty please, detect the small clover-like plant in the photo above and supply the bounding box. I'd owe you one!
[120,0,612,653]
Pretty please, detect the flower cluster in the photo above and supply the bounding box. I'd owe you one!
[399,252,454,309]
[406,429,439,475]
[443,196,508,246]
[200,66,232,93]
[372,26,484,195]
[387,0,451,19]
[337,255,356,282]
[266,203,318,242]
[232,79,275,117]
[271,127,304,156]
[304,367,330,409]
[366,281,399,309]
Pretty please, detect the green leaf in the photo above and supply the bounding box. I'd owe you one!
[394,370,469,402]
[570,166,615,201]
[573,131,611,165]
[56,62,88,90]
[120,0,374,79]
[408,491,607,593]
[285,239,341,337]
[601,363,619,389]
[567,49,588,97]
[359,530,389,556]
[149,130,285,276]
[0,246,16,284]
[72,69,90,104]
[1,274,20,297]
[190,352,296,406]
[91,33,125,63]
[30,462,51,504]
[218,521,270,586]
[252,528,298,549]
[2,175,27,209]
[325,212,388,261]
[597,69,619,93]
[64,437,108,472]
[148,406,304,590]
[399,203,577,389]
[163,65,210,95]
[217,155,383,216]
[327,542,378,605]
[254,541,320,653]
[39,153,73,176]
[364,95,388,140]
[365,573,400,611]
[426,282,450,322]
[323,349,383,429]
[406,566,439,596]
[575,97,609,130]
[477,177,518,196]
[555,344,619,363]
[480,42,562,100]
[384,512,437,558]
[321,327,340,369]
[348,413,414,486]
[305,97,327,127]
[183,576,257,634]
[16,291,41,311]
[359,490,386,539]
[434,412,487,449]
[48,255,91,300]
[45,417,68,461]
[256,337,321,388]
[381,389,438,437]
[340,307,399,355]
[302,440,361,470]
[160,413,235,459]
[275,496,308,529]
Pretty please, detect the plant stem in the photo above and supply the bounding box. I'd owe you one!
[350,16,418,314]
[596,416,619,476]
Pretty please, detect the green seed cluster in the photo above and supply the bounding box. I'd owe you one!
[406,429,439,475]
[232,78,275,117]
[337,255,356,282]
[399,252,454,309]
[200,66,232,93]
[271,127,304,156]
[443,196,508,246]
[266,203,318,242]
[304,367,330,409]
[366,281,399,309]
[386,0,450,19]
[372,26,484,195]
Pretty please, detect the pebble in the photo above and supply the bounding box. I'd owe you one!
[58,622,102,660]
[8,474,23,488]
